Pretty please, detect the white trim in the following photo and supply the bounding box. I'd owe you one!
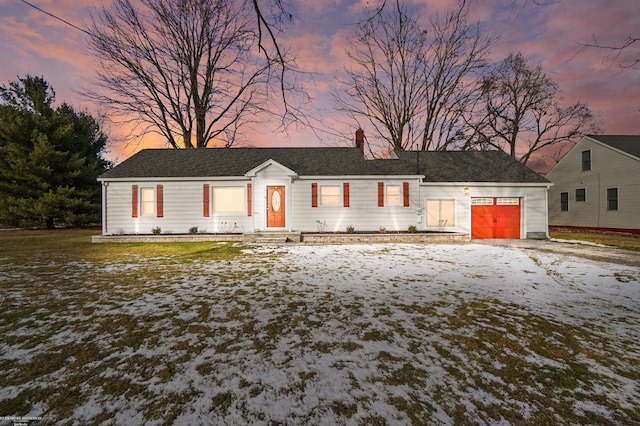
[99,176,250,183]
[245,159,298,178]
[421,182,552,188]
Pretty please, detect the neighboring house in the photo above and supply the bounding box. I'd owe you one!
[547,135,640,234]
[98,132,551,239]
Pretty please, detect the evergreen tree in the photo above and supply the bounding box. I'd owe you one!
[0,75,111,228]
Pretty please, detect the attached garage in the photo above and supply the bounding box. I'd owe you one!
[471,197,521,239]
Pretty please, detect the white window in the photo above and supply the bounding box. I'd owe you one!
[140,187,155,216]
[386,185,401,206]
[426,199,455,227]
[471,198,493,205]
[496,198,519,205]
[320,185,340,206]
[213,187,244,214]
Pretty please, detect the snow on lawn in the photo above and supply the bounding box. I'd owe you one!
[1,243,639,425]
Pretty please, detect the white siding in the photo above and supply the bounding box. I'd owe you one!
[103,180,253,235]
[547,138,640,230]
[419,185,549,238]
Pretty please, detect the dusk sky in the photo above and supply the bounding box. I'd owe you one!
[1,0,639,171]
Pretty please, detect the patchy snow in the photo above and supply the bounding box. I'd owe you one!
[1,243,639,424]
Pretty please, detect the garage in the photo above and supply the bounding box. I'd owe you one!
[471,198,521,239]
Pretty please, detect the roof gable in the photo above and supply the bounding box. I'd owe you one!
[245,159,298,177]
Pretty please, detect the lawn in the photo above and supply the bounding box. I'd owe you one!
[1,230,639,425]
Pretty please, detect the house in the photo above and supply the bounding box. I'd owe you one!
[98,131,551,239]
[547,135,640,234]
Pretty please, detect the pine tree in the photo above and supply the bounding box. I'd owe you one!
[0,75,111,228]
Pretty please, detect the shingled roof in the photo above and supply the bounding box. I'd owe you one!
[587,135,640,159]
[99,147,549,184]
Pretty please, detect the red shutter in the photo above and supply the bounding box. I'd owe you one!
[403,182,409,207]
[343,182,350,207]
[132,185,138,217]
[311,182,318,208]
[247,183,252,216]
[378,182,384,207]
[203,184,210,217]
[156,184,164,217]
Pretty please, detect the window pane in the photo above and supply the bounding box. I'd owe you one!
[141,187,155,216]
[387,185,400,205]
[582,150,591,171]
[320,186,340,205]
[576,188,586,202]
[607,188,618,211]
[213,187,244,213]
[426,199,455,227]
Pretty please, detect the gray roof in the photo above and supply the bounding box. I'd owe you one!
[588,135,640,159]
[100,147,549,184]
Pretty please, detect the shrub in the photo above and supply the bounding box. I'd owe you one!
[189,226,198,234]
[151,226,162,235]
[408,225,417,233]
[346,225,355,233]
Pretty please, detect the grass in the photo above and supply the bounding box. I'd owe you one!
[0,230,638,424]
[550,227,640,252]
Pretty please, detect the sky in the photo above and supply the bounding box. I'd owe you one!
[0,0,639,171]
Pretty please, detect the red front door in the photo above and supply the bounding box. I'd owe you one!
[267,186,285,227]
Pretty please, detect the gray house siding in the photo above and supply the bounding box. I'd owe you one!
[547,136,640,232]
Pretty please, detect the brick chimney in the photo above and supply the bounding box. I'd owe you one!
[355,128,365,154]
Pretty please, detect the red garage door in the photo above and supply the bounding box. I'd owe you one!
[471,198,521,239]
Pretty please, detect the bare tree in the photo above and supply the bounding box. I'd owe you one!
[470,52,598,165]
[335,0,493,153]
[86,0,282,149]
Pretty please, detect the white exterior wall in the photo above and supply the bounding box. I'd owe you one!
[547,138,640,230]
[101,173,549,238]
[288,178,422,233]
[419,184,550,238]
[102,179,253,235]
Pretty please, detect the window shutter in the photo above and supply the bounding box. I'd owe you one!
[132,185,138,218]
[311,182,318,208]
[378,182,384,207]
[403,182,409,207]
[203,184,210,217]
[343,182,350,207]
[247,183,252,216]
[156,184,164,217]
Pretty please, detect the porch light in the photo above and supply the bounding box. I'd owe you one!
[464,187,470,195]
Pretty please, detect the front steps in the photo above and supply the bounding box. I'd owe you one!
[243,231,302,244]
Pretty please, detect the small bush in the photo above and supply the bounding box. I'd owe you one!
[346,225,355,234]
[151,226,162,235]
[408,225,417,233]
[189,226,198,234]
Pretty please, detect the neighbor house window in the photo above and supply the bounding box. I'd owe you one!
[576,188,586,202]
[426,199,455,227]
[607,188,618,211]
[320,185,340,206]
[140,187,156,216]
[581,150,591,171]
[213,187,244,213]
[386,185,401,206]
[560,192,569,211]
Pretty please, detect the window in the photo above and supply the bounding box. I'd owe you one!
[426,199,455,227]
[320,185,340,206]
[576,188,586,202]
[560,192,569,211]
[607,188,618,211]
[581,150,591,171]
[386,185,401,206]
[213,187,244,213]
[140,187,156,216]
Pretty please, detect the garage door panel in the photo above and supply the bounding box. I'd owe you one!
[472,198,521,239]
